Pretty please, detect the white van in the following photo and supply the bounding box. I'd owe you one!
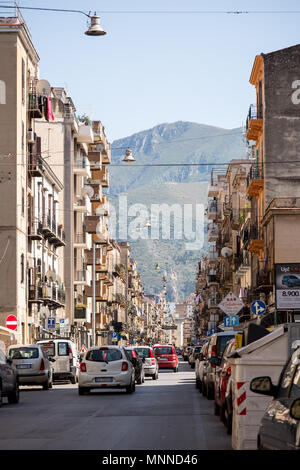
[37,339,79,384]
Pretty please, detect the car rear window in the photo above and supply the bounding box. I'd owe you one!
[86,348,122,362]
[125,349,133,360]
[10,347,39,359]
[154,346,173,355]
[218,335,235,355]
[40,342,55,357]
[135,348,151,358]
[58,342,69,356]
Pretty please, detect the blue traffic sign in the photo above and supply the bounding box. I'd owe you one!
[251,300,266,316]
[48,317,55,330]
[112,332,117,338]
[206,328,217,337]
[224,315,239,327]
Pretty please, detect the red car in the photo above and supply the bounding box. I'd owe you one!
[153,344,178,372]
[213,338,236,433]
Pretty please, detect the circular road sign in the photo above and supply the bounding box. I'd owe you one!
[6,314,18,331]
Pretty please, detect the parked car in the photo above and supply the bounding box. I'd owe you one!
[282,274,300,288]
[125,347,145,384]
[175,347,182,357]
[135,346,159,380]
[189,346,202,369]
[78,345,136,395]
[8,344,54,390]
[0,348,19,406]
[183,346,192,361]
[37,339,78,384]
[153,344,179,372]
[195,341,209,391]
[202,331,241,399]
[213,338,237,433]
[250,346,300,450]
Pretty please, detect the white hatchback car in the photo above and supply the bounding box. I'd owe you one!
[78,345,136,395]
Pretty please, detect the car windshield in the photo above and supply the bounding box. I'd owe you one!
[194,347,201,353]
[10,347,39,359]
[86,348,122,362]
[135,348,151,358]
[154,346,173,355]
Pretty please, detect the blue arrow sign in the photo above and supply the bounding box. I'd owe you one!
[224,315,239,327]
[48,317,55,330]
[251,300,266,316]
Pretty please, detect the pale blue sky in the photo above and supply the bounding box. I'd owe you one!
[17,0,300,141]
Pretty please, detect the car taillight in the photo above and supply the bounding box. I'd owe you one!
[122,362,128,371]
[227,367,231,376]
[211,345,217,357]
[80,362,87,373]
[40,358,45,371]
[69,347,73,364]
[151,358,156,365]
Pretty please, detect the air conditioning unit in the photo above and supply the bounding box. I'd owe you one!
[27,130,35,143]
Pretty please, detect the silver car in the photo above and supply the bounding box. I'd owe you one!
[135,346,159,380]
[8,344,54,390]
[78,345,136,395]
[0,349,19,406]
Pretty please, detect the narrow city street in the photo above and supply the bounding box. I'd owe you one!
[0,359,230,450]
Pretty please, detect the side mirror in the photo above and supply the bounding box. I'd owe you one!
[250,376,277,396]
[290,398,300,420]
[6,356,12,365]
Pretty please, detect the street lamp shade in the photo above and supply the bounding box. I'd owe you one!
[85,14,107,36]
[122,148,136,162]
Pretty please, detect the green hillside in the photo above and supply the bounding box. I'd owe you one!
[107,121,246,300]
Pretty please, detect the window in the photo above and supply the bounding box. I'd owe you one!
[136,347,151,359]
[0,349,6,363]
[153,346,173,355]
[58,342,69,356]
[10,347,39,359]
[86,348,122,362]
[21,253,24,283]
[277,352,300,398]
[290,365,300,399]
[40,342,55,357]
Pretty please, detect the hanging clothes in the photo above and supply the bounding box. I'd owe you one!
[47,96,55,122]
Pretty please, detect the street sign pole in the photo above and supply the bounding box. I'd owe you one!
[92,242,96,347]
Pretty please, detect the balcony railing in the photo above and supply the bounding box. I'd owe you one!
[28,220,43,240]
[246,104,263,140]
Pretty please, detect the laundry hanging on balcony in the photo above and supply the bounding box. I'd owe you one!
[43,96,55,122]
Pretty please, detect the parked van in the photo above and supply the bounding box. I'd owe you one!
[37,339,78,384]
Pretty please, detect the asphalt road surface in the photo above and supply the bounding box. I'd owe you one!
[0,358,231,450]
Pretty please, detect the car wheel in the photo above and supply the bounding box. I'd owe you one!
[8,382,19,404]
[196,379,200,389]
[48,380,53,389]
[126,380,134,394]
[198,380,202,393]
[207,384,214,400]
[214,400,220,416]
[70,376,76,385]
[42,378,49,390]
[137,372,143,385]
[152,371,158,380]
[191,363,195,369]
[78,386,89,395]
[220,404,226,424]
[202,381,207,396]
[0,382,2,407]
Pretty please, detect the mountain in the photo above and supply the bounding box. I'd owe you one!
[106,121,246,300]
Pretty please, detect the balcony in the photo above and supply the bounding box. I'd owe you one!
[101,146,111,165]
[74,233,88,249]
[48,222,66,247]
[208,249,218,264]
[75,124,94,144]
[207,184,219,198]
[36,282,65,307]
[234,251,251,276]
[73,156,91,178]
[247,224,264,254]
[207,201,218,220]
[28,220,43,241]
[246,104,263,141]
[29,153,43,177]
[85,248,102,265]
[74,270,91,286]
[87,151,101,169]
[85,215,101,234]
[207,223,218,242]
[247,164,264,198]
[28,90,43,118]
[84,280,107,301]
[73,196,91,213]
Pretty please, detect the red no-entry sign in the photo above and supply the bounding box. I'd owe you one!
[6,315,18,331]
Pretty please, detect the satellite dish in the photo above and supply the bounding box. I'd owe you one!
[46,270,56,282]
[221,247,233,258]
[36,79,51,96]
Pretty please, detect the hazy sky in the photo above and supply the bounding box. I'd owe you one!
[16,0,300,141]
